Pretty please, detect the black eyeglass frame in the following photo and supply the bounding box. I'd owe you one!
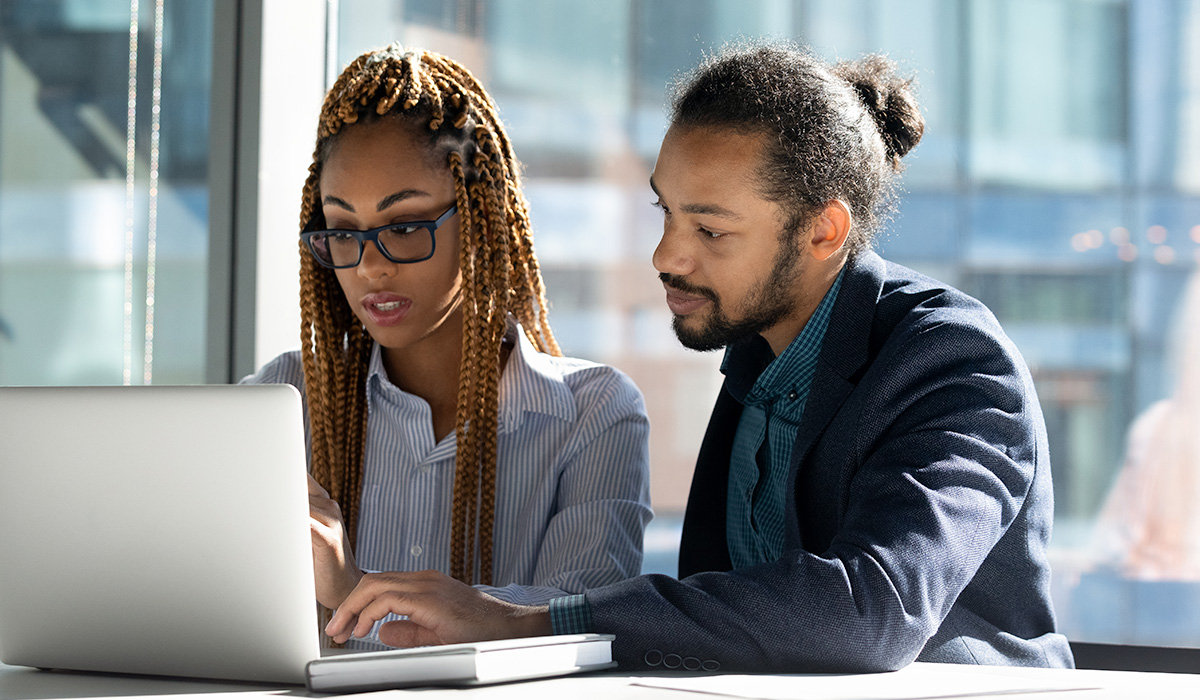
[300,204,458,269]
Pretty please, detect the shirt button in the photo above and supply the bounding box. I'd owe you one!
[418,464,433,474]
[410,545,423,557]
[787,390,798,401]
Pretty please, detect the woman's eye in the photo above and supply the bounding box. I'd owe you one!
[651,199,668,214]
[387,224,421,236]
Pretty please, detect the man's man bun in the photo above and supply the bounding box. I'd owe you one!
[833,55,924,171]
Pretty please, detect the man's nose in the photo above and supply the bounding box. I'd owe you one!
[652,224,695,277]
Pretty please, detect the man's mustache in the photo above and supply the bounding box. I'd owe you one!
[659,273,719,304]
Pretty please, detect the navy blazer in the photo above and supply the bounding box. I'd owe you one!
[586,251,1074,672]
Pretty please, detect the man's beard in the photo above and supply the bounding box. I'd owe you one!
[663,238,802,352]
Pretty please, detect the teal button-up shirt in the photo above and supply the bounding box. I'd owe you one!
[723,270,843,568]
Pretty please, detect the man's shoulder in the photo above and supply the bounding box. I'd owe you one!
[836,253,1021,377]
[877,258,989,317]
[867,256,1005,341]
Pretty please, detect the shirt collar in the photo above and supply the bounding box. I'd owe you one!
[498,316,577,429]
[365,316,577,431]
[720,334,776,403]
[366,341,388,385]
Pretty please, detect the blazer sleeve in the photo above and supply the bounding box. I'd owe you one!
[585,310,1042,673]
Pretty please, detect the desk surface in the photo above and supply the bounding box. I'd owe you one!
[3,659,1200,699]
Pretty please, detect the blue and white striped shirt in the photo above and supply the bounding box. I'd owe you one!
[244,318,652,640]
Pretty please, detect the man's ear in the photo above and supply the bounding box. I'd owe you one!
[807,200,852,261]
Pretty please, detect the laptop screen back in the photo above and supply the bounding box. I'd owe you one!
[0,384,320,684]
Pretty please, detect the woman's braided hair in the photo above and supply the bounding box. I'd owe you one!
[298,45,560,585]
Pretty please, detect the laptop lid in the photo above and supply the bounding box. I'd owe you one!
[0,384,321,684]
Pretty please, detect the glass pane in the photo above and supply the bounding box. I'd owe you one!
[1138,1,1200,193]
[335,0,1200,649]
[967,0,1127,189]
[0,0,212,385]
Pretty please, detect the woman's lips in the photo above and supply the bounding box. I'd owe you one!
[663,284,710,316]
[360,292,412,326]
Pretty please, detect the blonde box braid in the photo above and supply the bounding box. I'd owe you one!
[298,45,560,585]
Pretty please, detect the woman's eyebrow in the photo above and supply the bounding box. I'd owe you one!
[376,189,431,212]
[322,194,354,211]
[321,189,433,213]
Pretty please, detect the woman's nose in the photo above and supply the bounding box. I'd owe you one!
[355,241,395,279]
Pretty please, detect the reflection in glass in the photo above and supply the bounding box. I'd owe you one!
[1071,271,1200,646]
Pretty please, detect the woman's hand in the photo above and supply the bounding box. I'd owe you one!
[308,475,364,609]
[325,570,552,647]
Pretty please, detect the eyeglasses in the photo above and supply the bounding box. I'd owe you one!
[301,204,457,269]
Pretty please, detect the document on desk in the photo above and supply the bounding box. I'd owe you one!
[631,662,1098,699]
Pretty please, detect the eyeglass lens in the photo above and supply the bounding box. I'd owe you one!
[313,225,431,266]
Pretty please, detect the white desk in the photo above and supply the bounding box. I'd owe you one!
[7,662,1200,700]
[3,660,1200,699]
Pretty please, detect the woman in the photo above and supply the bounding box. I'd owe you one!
[242,44,652,640]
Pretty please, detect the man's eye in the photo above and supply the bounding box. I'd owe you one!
[699,226,722,239]
[651,199,668,214]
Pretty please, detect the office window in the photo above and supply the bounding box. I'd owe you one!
[1134,0,1200,192]
[967,0,1127,190]
[329,0,1200,649]
[0,0,213,385]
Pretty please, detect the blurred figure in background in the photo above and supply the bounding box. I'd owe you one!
[1093,269,1200,579]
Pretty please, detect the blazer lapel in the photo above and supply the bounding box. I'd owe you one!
[678,385,741,577]
[786,252,886,486]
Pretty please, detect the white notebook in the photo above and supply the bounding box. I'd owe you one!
[305,633,616,693]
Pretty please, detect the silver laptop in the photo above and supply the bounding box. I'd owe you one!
[0,384,325,684]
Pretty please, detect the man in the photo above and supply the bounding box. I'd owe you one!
[320,44,1074,673]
